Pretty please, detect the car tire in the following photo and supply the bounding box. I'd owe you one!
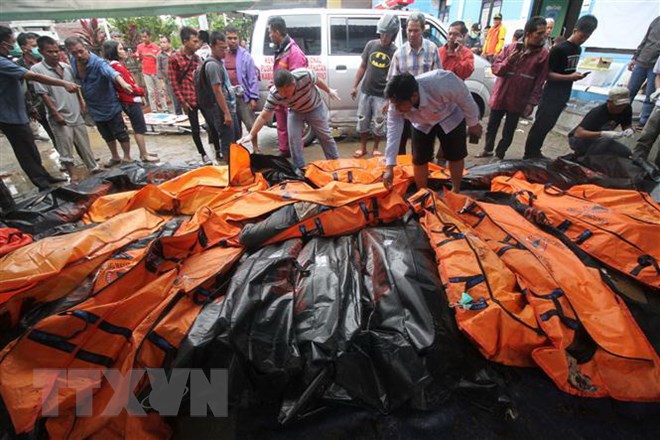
[302,122,316,147]
[471,93,486,119]
[269,119,316,147]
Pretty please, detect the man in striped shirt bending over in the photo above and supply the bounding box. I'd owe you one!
[240,68,341,168]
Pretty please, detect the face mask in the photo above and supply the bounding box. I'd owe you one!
[470,31,479,38]
[31,47,43,60]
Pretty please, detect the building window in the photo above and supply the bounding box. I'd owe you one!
[438,0,451,23]
[480,0,502,28]
[262,14,322,56]
[330,17,379,55]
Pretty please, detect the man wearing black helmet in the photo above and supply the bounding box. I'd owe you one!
[351,14,400,158]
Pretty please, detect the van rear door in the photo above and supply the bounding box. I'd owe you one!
[326,15,380,125]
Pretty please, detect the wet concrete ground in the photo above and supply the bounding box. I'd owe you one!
[0,116,646,202]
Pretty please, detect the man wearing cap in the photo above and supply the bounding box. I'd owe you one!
[568,86,634,158]
[483,13,507,62]
[465,23,483,55]
[351,14,399,158]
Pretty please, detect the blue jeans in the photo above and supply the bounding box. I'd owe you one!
[628,64,657,125]
[288,103,339,168]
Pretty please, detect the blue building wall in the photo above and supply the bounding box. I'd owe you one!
[500,0,528,22]
[448,0,483,24]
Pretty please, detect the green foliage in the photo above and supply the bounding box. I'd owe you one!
[207,13,254,40]
[109,16,178,50]
[76,18,106,55]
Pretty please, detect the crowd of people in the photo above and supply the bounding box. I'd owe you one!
[1,11,660,211]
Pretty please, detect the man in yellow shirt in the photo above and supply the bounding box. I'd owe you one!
[483,13,507,62]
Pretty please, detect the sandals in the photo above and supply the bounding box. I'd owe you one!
[475,150,494,158]
[353,149,368,158]
[140,155,160,163]
[103,158,121,168]
[372,150,383,157]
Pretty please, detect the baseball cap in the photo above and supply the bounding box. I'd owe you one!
[494,13,503,20]
[608,87,629,106]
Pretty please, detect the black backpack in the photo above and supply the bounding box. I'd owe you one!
[194,58,234,111]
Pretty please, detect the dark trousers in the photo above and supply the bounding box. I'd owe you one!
[485,109,520,158]
[187,107,218,157]
[0,179,15,212]
[399,119,412,155]
[525,95,567,158]
[200,106,236,158]
[0,122,51,189]
[37,105,58,149]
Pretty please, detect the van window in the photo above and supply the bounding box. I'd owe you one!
[262,14,322,56]
[400,18,447,48]
[330,17,379,55]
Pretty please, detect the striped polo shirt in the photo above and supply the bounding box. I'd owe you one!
[263,68,322,114]
[388,39,441,79]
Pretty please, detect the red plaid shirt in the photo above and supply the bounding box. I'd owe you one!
[168,49,200,108]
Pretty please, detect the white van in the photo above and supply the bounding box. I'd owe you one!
[245,9,494,143]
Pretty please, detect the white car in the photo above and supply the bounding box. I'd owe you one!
[245,9,495,144]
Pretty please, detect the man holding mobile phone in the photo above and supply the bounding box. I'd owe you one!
[476,16,550,160]
[439,21,475,81]
[524,15,598,159]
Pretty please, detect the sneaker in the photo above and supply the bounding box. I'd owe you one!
[90,167,103,174]
[475,150,494,158]
[34,134,51,142]
[201,154,212,165]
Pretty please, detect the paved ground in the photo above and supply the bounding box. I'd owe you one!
[0,115,647,202]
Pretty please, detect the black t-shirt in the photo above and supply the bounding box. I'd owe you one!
[569,103,633,136]
[360,40,396,97]
[542,40,582,99]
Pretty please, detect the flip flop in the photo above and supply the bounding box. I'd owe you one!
[475,151,494,158]
[372,150,383,157]
[353,149,368,158]
[140,156,160,163]
[103,158,121,168]
[146,152,159,158]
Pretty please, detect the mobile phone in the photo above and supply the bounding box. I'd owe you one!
[581,71,591,76]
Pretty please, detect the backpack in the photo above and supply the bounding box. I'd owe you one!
[194,58,235,111]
